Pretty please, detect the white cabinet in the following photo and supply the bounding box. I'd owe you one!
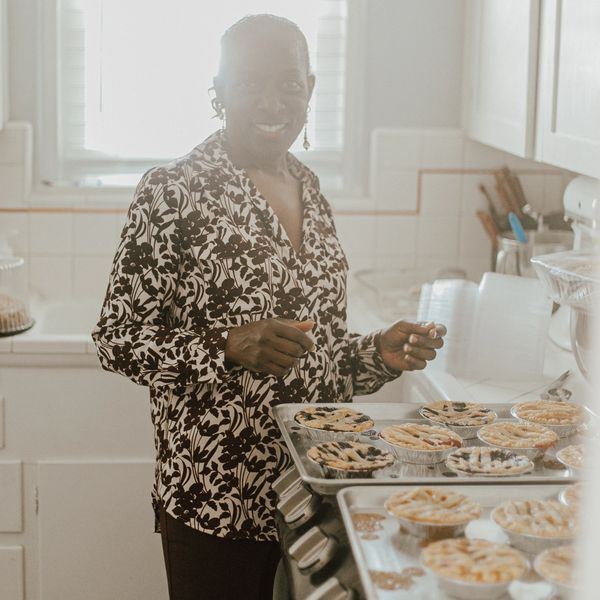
[463,0,540,157]
[535,0,600,179]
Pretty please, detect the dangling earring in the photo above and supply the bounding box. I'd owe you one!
[208,87,226,133]
[303,106,311,151]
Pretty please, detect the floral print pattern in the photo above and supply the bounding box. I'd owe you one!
[92,131,399,541]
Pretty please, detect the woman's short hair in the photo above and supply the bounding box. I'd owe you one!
[218,14,311,76]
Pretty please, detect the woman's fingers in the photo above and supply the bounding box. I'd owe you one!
[407,333,444,349]
[270,336,307,358]
[403,354,427,370]
[403,344,436,361]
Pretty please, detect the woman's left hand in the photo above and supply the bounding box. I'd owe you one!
[378,321,446,372]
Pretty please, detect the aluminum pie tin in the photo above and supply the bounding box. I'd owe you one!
[533,546,578,599]
[476,429,553,461]
[558,483,583,508]
[419,406,498,441]
[294,421,368,443]
[490,506,575,554]
[510,404,586,439]
[556,445,585,475]
[306,444,395,480]
[444,447,535,478]
[378,438,460,464]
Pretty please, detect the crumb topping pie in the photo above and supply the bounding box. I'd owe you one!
[385,486,481,525]
[379,423,462,451]
[492,499,577,538]
[294,406,374,432]
[535,545,575,586]
[422,538,527,584]
[513,400,585,426]
[420,401,496,427]
[478,422,559,449]
[445,446,534,476]
[307,441,394,472]
[557,444,584,470]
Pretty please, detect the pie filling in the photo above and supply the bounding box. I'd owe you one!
[422,538,528,584]
[478,422,559,449]
[385,486,481,525]
[493,499,577,538]
[307,441,394,471]
[294,406,374,432]
[513,400,585,426]
[445,446,533,476]
[380,423,462,451]
[420,401,496,427]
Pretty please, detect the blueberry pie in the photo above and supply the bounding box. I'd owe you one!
[445,446,534,477]
[306,440,394,476]
[420,401,496,427]
[294,406,374,432]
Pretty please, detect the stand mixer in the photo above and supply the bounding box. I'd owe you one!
[531,176,600,381]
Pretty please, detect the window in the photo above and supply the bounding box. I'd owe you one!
[48,0,353,189]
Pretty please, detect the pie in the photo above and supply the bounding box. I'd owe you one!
[379,423,462,451]
[535,545,575,586]
[561,483,583,508]
[294,406,374,432]
[557,444,584,470]
[445,446,534,476]
[384,486,481,525]
[0,293,31,333]
[306,441,394,473]
[492,499,577,538]
[512,400,585,426]
[422,538,528,584]
[478,422,559,449]
[420,401,496,427]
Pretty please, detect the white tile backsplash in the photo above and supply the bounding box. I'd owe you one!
[375,216,417,257]
[463,139,506,168]
[29,256,73,301]
[73,213,119,256]
[0,165,27,207]
[416,216,460,259]
[422,130,464,168]
[29,213,74,256]
[0,212,29,256]
[459,213,494,258]
[420,174,462,216]
[373,169,418,210]
[73,255,113,301]
[371,129,423,170]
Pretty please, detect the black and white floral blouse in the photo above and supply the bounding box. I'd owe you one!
[92,131,399,541]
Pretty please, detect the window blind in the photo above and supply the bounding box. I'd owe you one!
[58,0,347,177]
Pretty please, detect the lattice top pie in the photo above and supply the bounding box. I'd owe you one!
[445,446,534,476]
[422,538,528,584]
[306,441,394,472]
[492,499,577,538]
[557,444,584,470]
[420,401,497,427]
[535,545,575,586]
[294,406,374,432]
[478,422,559,449]
[385,486,481,525]
[513,400,585,426]
[379,423,462,451]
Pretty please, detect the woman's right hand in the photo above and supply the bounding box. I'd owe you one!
[224,319,315,377]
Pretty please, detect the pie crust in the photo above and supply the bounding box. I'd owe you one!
[422,538,527,584]
[385,486,481,525]
[492,499,577,538]
[478,422,559,449]
[556,444,584,470]
[379,423,462,451]
[306,441,394,472]
[294,406,374,432]
[513,400,585,426]
[420,401,496,427]
[535,545,575,586]
[561,483,583,508]
[445,446,534,476]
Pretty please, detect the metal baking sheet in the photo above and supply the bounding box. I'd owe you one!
[337,483,572,600]
[274,402,592,495]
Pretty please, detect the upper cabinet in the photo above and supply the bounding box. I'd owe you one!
[535,0,600,179]
[463,0,540,157]
[463,0,600,180]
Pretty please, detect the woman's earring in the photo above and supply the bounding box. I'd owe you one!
[208,87,226,133]
[303,106,311,151]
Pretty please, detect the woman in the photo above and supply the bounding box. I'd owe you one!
[92,14,445,600]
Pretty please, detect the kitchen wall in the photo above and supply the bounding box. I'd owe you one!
[0,0,572,314]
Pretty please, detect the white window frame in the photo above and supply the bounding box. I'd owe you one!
[37,0,367,195]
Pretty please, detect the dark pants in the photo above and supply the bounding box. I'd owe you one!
[159,508,281,600]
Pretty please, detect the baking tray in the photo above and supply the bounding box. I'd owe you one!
[274,403,592,495]
[337,483,573,600]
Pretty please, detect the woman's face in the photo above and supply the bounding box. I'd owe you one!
[215,28,315,165]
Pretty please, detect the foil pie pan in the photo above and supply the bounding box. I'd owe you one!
[556,446,585,476]
[445,448,535,478]
[310,462,389,480]
[534,547,577,599]
[384,510,471,539]
[510,404,585,439]
[379,436,460,465]
[476,431,550,461]
[419,408,498,441]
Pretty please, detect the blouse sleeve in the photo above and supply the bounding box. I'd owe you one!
[346,331,402,396]
[91,168,229,389]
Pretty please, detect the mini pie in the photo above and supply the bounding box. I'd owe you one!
[306,441,394,472]
[492,499,577,538]
[385,486,481,525]
[294,406,374,432]
[513,400,585,426]
[535,545,575,586]
[420,401,496,427]
[445,446,534,476]
[557,444,584,470]
[478,422,559,449]
[422,538,528,584]
[379,423,462,451]
[562,483,583,508]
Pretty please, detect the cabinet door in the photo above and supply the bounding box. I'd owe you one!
[536,0,600,178]
[463,0,540,157]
